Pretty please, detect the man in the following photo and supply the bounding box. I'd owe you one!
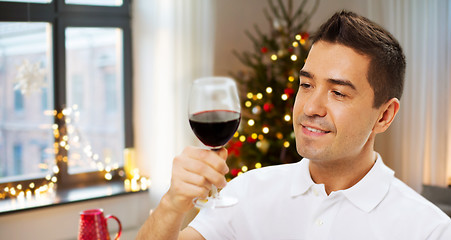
[137,11,451,239]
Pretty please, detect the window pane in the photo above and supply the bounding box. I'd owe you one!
[0,0,52,3]
[0,22,55,181]
[65,27,124,174]
[65,0,122,7]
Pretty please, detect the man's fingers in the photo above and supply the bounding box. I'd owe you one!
[183,158,227,188]
[185,147,229,175]
[178,168,211,189]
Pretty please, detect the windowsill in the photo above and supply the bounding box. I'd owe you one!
[0,180,148,215]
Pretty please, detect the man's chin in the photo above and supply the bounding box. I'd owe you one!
[296,145,327,160]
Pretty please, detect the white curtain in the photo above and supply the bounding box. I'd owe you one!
[132,0,215,200]
[369,0,451,191]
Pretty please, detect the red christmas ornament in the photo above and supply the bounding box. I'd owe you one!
[246,136,257,143]
[301,32,309,40]
[261,47,268,53]
[227,140,242,157]
[284,88,295,97]
[288,47,294,53]
[263,103,274,112]
[230,168,241,177]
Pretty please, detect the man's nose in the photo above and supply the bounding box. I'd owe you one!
[303,90,327,117]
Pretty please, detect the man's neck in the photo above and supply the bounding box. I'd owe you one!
[308,151,377,195]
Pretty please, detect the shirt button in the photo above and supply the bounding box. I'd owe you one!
[315,219,323,226]
[312,189,319,196]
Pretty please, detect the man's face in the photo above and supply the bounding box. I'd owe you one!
[293,41,381,163]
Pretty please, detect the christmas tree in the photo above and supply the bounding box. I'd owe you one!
[226,0,319,179]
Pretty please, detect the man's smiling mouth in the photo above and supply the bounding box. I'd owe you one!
[303,125,331,134]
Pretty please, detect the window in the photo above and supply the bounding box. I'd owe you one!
[0,0,133,203]
[14,89,24,111]
[12,144,23,175]
[105,73,118,113]
[41,87,49,111]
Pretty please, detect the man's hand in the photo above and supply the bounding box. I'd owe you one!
[163,146,229,214]
[136,146,229,240]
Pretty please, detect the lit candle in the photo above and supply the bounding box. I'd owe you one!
[124,148,136,179]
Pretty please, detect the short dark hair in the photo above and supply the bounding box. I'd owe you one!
[311,10,406,107]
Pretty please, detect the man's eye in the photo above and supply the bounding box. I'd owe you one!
[300,83,311,89]
[332,90,346,97]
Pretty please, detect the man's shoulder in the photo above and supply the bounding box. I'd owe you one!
[385,178,451,222]
[365,177,451,239]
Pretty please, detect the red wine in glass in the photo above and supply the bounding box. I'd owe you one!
[189,110,241,149]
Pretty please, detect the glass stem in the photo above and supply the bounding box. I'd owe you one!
[210,148,221,199]
[211,184,220,199]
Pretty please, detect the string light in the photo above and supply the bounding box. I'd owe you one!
[262,126,270,134]
[123,168,151,192]
[255,162,262,169]
[290,55,297,61]
[247,92,254,99]
[18,191,25,201]
[283,141,290,148]
[284,114,291,121]
[241,166,248,172]
[266,87,273,94]
[1,106,152,202]
[295,34,301,40]
[1,106,151,202]
[271,54,278,61]
[104,172,112,180]
[281,94,288,101]
[26,189,32,200]
[248,119,255,126]
[292,41,299,47]
[288,76,295,82]
[256,93,263,99]
[245,100,252,107]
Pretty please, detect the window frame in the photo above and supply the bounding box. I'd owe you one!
[0,0,133,192]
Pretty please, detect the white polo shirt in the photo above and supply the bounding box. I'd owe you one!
[189,154,451,239]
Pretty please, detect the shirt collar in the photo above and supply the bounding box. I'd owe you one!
[290,158,315,197]
[290,153,395,212]
[341,153,394,212]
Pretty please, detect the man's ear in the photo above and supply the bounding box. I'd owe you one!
[373,98,400,134]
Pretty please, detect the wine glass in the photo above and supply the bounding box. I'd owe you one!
[188,76,241,208]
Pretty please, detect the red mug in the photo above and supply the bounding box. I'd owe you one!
[78,209,122,240]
